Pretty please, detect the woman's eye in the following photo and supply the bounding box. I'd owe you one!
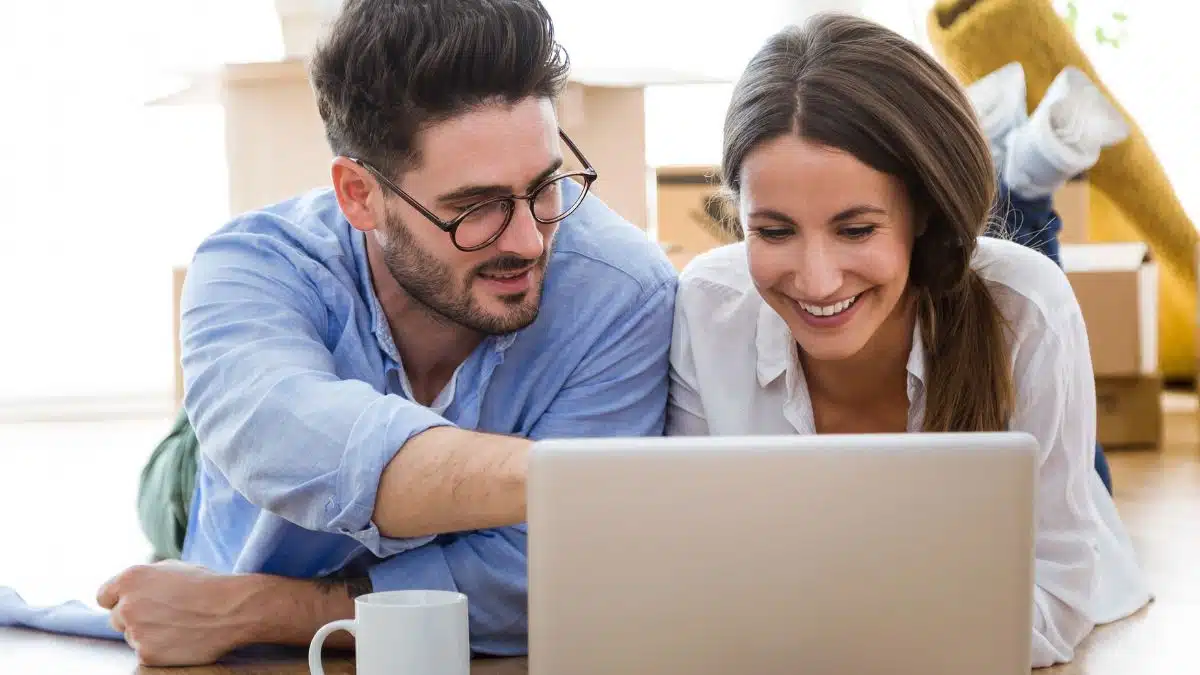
[841,225,877,239]
[754,228,793,241]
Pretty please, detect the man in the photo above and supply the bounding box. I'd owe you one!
[96,0,676,666]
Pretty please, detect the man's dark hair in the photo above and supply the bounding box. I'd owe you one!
[309,0,571,176]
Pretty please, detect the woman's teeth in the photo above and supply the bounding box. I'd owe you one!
[799,293,860,317]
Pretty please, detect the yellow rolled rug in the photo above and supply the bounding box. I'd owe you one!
[927,0,1197,381]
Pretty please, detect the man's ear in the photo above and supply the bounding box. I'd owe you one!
[331,157,380,233]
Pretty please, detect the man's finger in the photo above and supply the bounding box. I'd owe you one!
[108,600,127,634]
[96,575,121,610]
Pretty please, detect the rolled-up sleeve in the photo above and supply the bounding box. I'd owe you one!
[180,230,452,557]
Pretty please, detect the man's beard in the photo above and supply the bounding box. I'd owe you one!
[378,211,551,335]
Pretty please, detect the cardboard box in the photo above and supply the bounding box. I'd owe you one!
[661,246,700,272]
[1095,376,1163,448]
[1062,242,1158,378]
[150,60,723,235]
[1054,178,1089,244]
[654,165,736,259]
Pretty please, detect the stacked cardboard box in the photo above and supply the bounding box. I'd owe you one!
[1062,243,1163,448]
[1053,178,1090,245]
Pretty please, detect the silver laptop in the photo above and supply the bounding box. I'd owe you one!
[527,432,1038,675]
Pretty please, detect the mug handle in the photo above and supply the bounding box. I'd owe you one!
[308,619,357,675]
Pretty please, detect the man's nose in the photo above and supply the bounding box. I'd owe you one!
[493,202,545,260]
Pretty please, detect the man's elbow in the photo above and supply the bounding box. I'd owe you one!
[371,453,431,539]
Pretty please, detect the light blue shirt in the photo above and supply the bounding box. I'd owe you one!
[177,179,677,655]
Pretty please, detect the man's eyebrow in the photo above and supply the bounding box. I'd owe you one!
[526,157,565,191]
[435,157,565,205]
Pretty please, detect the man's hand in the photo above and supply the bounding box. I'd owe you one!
[96,560,259,667]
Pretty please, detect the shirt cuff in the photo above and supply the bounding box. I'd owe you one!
[329,394,456,557]
[367,539,458,593]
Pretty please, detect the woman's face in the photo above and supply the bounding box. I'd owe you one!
[738,134,918,364]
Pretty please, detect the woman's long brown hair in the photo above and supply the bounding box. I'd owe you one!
[721,12,1014,432]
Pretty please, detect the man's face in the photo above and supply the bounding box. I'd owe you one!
[374,98,565,335]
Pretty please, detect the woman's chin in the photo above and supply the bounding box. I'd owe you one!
[793,336,870,364]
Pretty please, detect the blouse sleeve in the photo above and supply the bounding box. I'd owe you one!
[665,281,710,437]
[1010,300,1109,667]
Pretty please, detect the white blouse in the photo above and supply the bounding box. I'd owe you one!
[667,236,1153,668]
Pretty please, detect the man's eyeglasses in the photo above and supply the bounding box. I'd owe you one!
[348,129,598,252]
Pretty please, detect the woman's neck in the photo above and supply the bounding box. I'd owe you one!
[800,292,918,409]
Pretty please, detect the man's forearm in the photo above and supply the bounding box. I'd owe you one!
[240,574,372,650]
[374,427,530,539]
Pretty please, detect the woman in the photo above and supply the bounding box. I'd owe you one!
[666,13,1151,668]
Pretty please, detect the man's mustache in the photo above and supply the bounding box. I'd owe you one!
[474,255,543,276]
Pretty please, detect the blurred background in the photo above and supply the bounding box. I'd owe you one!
[0,0,1193,410]
[0,1,1196,645]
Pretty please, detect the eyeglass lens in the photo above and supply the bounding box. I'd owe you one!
[452,174,590,250]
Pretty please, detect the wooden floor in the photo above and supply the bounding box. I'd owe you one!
[1,393,1197,673]
[1039,391,1200,674]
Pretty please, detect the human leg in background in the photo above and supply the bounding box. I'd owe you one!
[970,62,1130,495]
[1002,66,1131,200]
[994,181,1061,265]
[964,60,1027,180]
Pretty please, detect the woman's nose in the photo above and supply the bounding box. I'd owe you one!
[794,243,844,301]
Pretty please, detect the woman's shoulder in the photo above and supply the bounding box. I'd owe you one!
[675,242,764,317]
[971,236,1083,336]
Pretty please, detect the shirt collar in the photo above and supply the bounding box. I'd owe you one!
[905,320,926,388]
[350,228,402,362]
[755,303,792,387]
[754,301,927,394]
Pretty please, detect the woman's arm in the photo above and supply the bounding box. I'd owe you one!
[666,286,710,436]
[1010,300,1148,667]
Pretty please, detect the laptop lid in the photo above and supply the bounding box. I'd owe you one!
[527,432,1037,675]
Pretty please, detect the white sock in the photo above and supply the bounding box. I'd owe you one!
[965,62,1028,177]
[1002,66,1131,198]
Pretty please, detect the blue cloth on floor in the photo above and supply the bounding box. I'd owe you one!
[0,587,123,641]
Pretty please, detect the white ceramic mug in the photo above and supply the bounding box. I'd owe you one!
[308,589,470,675]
